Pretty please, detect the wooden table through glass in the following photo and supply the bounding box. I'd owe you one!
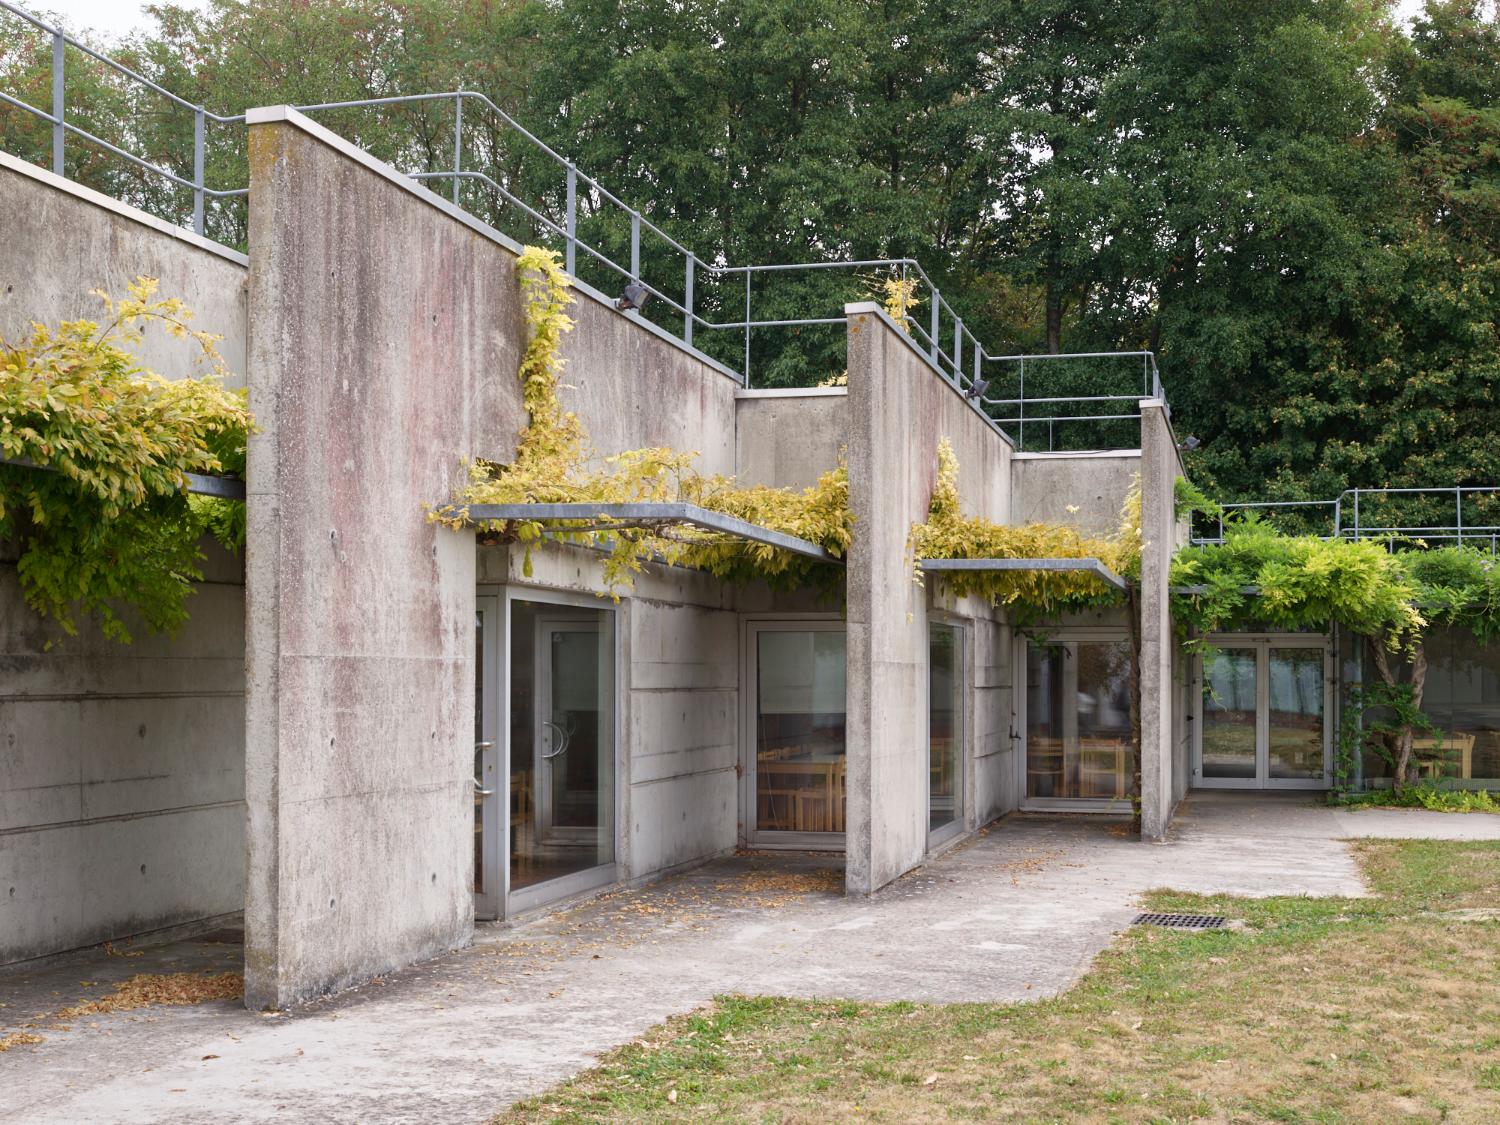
[757,754,846,832]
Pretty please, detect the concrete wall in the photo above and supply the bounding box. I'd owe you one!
[243,107,745,1005]
[844,302,1014,895]
[1138,399,1180,840]
[734,388,846,489]
[1010,451,1141,539]
[0,540,244,965]
[0,154,249,966]
[0,152,249,385]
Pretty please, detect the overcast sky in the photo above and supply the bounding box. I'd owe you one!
[26,0,1444,44]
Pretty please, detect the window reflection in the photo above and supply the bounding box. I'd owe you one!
[929,623,962,833]
[1027,640,1135,799]
[755,630,846,834]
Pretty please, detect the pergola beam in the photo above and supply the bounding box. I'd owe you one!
[464,501,841,564]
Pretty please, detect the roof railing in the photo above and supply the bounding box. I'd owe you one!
[0,0,1161,448]
[1190,487,1500,552]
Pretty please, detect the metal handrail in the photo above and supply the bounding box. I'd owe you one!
[1190,486,1500,550]
[1,0,1163,443]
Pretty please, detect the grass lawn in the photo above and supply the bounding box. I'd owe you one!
[500,840,1500,1123]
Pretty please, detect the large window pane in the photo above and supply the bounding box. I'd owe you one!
[1202,649,1257,780]
[1268,648,1324,779]
[755,629,846,833]
[510,600,615,891]
[929,623,962,833]
[1364,625,1500,786]
[1027,640,1134,799]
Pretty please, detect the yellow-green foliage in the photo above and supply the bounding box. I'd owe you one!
[908,439,1140,622]
[435,247,851,595]
[0,277,252,642]
[814,277,918,387]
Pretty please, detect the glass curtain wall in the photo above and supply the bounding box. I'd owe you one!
[1026,640,1135,800]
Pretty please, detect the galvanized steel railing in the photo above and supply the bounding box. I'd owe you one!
[1191,487,1500,551]
[0,0,1161,447]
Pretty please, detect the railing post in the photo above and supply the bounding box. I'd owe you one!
[1457,486,1464,545]
[1019,355,1026,451]
[929,286,940,361]
[564,162,577,276]
[743,270,752,388]
[452,93,463,206]
[684,255,694,348]
[192,107,205,235]
[1354,490,1360,539]
[953,317,963,385]
[51,31,64,176]
[630,210,640,282]
[973,340,982,398]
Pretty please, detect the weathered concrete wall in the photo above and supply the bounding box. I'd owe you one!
[844,302,1014,895]
[734,388,846,489]
[1010,451,1141,539]
[0,152,249,385]
[1138,400,1180,840]
[0,538,244,965]
[0,154,249,966]
[245,109,511,1007]
[243,107,744,1005]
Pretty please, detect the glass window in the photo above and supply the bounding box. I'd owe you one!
[1363,626,1500,786]
[509,600,615,891]
[755,629,846,834]
[1202,648,1257,780]
[1027,640,1135,800]
[929,623,963,834]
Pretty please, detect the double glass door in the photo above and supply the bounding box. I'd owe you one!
[1197,639,1329,789]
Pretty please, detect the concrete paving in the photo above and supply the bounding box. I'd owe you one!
[3,792,1498,1124]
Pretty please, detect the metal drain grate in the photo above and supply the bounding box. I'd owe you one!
[1132,912,1227,930]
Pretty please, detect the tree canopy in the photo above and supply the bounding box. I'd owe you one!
[2,0,1497,499]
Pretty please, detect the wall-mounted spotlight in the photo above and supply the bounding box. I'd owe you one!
[616,280,650,313]
[966,377,991,402]
[1179,435,1201,451]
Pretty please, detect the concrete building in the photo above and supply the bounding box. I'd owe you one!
[29,97,1471,1011]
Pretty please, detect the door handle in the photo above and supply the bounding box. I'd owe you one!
[472,776,495,797]
[541,720,570,760]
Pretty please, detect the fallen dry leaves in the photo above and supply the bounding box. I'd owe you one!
[59,972,243,1019]
[0,1031,45,1052]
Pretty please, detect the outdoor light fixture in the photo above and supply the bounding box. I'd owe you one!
[615,280,650,312]
[1180,435,1201,451]
[966,377,991,401]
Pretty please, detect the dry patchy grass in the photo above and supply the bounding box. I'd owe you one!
[500,839,1500,1124]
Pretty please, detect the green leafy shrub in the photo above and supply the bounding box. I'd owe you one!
[0,278,252,642]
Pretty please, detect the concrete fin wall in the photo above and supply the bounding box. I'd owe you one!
[0,156,249,966]
[1138,399,1181,840]
[244,110,518,1007]
[734,388,847,489]
[844,302,1014,895]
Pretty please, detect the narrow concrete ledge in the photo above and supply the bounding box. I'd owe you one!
[0,149,249,267]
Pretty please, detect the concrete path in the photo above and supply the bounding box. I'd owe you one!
[3,793,1497,1124]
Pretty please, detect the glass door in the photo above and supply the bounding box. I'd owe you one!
[474,596,501,920]
[745,621,847,848]
[928,621,965,845]
[1023,637,1136,807]
[1197,638,1329,789]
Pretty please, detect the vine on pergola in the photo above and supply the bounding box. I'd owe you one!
[432,246,852,595]
[0,278,251,643]
[1172,517,1500,789]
